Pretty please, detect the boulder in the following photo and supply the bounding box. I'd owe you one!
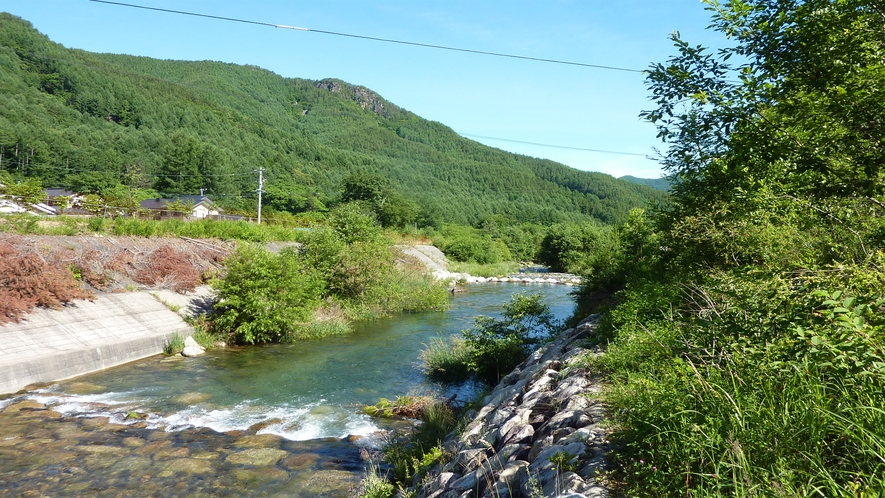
[180,336,205,357]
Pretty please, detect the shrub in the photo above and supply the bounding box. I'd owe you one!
[0,241,93,324]
[212,245,324,344]
[441,233,510,264]
[463,291,561,385]
[538,222,618,274]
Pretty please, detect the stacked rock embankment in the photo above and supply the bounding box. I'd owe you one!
[418,316,610,498]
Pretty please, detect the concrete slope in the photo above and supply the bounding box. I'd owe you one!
[0,292,193,394]
[398,244,449,274]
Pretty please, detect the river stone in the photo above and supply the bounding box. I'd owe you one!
[173,392,211,405]
[226,447,289,466]
[564,394,592,412]
[247,418,283,434]
[231,433,282,448]
[538,410,593,437]
[530,442,589,473]
[153,445,190,459]
[76,444,130,456]
[452,448,489,472]
[492,460,530,498]
[496,443,530,464]
[542,471,586,496]
[282,452,319,470]
[559,427,593,445]
[498,420,534,448]
[550,427,576,443]
[2,400,45,413]
[181,346,205,357]
[450,467,482,491]
[121,436,146,448]
[488,407,516,428]
[64,381,106,394]
[162,457,215,474]
[522,389,553,414]
[79,416,111,429]
[289,469,360,493]
[420,471,455,496]
[499,369,521,387]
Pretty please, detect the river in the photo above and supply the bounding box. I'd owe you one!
[0,283,577,497]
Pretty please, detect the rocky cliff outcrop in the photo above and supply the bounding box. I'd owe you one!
[418,316,610,498]
[314,78,401,118]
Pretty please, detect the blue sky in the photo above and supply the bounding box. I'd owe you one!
[0,1,726,179]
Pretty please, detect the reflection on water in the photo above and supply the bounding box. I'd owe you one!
[1,283,576,496]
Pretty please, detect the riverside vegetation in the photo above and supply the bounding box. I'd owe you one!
[562,1,885,495]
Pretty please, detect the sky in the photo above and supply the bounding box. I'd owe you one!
[0,1,728,179]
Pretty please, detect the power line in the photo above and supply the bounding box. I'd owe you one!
[460,133,650,157]
[88,0,643,73]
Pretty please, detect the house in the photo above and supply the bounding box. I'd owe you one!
[138,195,223,219]
[0,183,58,215]
[0,197,57,216]
[45,188,87,215]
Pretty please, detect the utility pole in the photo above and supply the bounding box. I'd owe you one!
[256,167,264,224]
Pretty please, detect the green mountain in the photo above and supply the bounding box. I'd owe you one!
[0,13,665,226]
[619,175,670,191]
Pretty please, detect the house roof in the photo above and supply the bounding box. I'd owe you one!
[45,188,77,198]
[139,195,222,212]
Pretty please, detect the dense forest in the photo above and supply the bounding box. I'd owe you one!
[0,13,664,227]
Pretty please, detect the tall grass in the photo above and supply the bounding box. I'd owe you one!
[0,213,305,242]
[420,335,473,383]
[163,332,185,355]
[382,399,457,484]
[587,271,885,496]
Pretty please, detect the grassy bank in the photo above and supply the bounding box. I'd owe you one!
[0,213,305,242]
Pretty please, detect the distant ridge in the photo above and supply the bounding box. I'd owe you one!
[0,13,666,225]
[619,175,670,191]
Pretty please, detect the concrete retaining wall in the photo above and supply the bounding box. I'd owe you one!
[0,292,193,394]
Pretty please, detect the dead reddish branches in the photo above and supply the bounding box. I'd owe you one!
[133,245,202,293]
[0,242,94,324]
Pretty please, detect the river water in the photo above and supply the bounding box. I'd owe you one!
[0,283,576,497]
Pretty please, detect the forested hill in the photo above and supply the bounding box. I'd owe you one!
[619,175,669,191]
[0,13,665,225]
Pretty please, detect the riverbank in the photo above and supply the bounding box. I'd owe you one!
[0,290,198,394]
[413,315,611,498]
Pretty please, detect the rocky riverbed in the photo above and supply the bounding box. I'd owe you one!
[0,397,369,497]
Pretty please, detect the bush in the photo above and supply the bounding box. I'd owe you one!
[589,257,885,496]
[0,241,93,324]
[441,233,510,264]
[163,333,185,355]
[212,245,324,344]
[538,222,618,274]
